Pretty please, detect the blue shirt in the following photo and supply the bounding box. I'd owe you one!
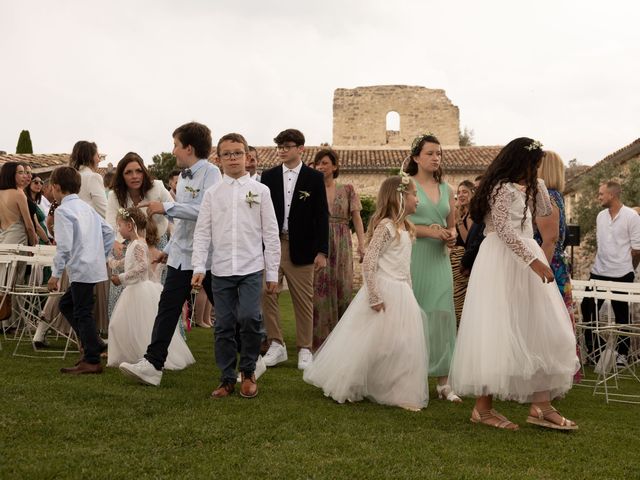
[162,159,222,270]
[52,194,115,283]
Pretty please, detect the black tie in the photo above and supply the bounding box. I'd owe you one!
[181,168,193,179]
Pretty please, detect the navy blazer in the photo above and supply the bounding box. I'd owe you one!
[261,163,329,265]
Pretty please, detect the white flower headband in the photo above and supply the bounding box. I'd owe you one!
[117,207,131,219]
[525,139,543,151]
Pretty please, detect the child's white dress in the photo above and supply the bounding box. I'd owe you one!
[304,220,429,410]
[107,239,195,370]
[449,181,579,402]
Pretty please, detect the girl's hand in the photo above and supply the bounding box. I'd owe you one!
[191,273,204,290]
[371,302,385,312]
[110,275,121,286]
[529,259,555,283]
[357,242,365,263]
[113,241,124,258]
[445,228,457,247]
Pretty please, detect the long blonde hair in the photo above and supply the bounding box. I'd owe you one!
[366,176,416,245]
[537,151,565,193]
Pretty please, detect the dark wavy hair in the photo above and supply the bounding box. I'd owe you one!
[313,148,340,178]
[470,137,545,226]
[69,141,98,170]
[0,161,23,190]
[403,134,443,183]
[112,152,154,208]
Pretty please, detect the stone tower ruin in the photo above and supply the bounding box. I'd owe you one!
[332,85,460,149]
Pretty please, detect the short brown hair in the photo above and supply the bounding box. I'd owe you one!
[173,122,212,159]
[604,180,622,198]
[50,166,81,194]
[216,133,249,156]
[313,148,340,178]
[274,129,305,146]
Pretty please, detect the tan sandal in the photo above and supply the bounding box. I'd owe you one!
[526,405,578,431]
[470,408,519,430]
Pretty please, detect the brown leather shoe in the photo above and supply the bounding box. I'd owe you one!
[239,373,258,398]
[211,382,235,398]
[60,361,103,375]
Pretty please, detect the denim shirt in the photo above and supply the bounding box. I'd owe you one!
[162,159,222,270]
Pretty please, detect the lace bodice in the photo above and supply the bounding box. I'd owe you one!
[484,179,552,265]
[118,239,150,286]
[362,220,412,306]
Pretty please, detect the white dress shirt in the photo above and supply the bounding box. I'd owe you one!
[161,159,222,270]
[78,165,108,218]
[592,205,640,277]
[282,161,302,233]
[107,179,174,242]
[192,173,280,282]
[52,194,115,283]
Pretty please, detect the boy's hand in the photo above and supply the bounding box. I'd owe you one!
[139,201,165,217]
[265,281,278,294]
[191,273,204,290]
[110,275,121,286]
[47,277,59,292]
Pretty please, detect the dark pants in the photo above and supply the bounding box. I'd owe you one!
[212,272,263,384]
[145,266,213,370]
[581,271,634,357]
[59,282,101,364]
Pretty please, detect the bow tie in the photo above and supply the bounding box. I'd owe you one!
[181,168,193,179]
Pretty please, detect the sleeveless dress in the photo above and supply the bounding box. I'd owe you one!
[449,181,579,402]
[107,239,194,370]
[313,183,362,349]
[304,220,429,410]
[409,181,457,377]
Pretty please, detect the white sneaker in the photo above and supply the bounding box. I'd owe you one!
[263,342,288,367]
[119,359,162,386]
[297,348,313,370]
[237,355,268,382]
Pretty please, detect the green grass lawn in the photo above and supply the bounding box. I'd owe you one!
[1,292,638,480]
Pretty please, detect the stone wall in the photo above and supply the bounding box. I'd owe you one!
[333,85,460,149]
[340,171,479,198]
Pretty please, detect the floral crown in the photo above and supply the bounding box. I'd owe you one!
[525,139,543,151]
[397,171,411,193]
[410,132,437,154]
[117,207,132,220]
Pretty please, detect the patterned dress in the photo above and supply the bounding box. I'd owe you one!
[313,183,362,349]
[410,181,457,377]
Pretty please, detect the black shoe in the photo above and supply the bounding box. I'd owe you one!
[33,340,50,349]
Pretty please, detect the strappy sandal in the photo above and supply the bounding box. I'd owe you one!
[436,384,462,403]
[470,408,519,430]
[526,405,578,431]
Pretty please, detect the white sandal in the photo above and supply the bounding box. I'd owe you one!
[436,384,462,403]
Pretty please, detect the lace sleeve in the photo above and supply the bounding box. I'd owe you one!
[490,185,536,265]
[532,178,552,217]
[362,221,394,306]
[118,242,149,286]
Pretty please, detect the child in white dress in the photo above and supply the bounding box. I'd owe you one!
[449,137,579,430]
[304,175,429,411]
[107,207,194,370]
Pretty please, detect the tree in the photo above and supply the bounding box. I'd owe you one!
[16,130,33,154]
[459,127,475,147]
[148,152,177,184]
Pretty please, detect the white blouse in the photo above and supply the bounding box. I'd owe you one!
[107,179,173,242]
[78,165,107,218]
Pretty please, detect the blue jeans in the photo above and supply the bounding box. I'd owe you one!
[211,271,263,384]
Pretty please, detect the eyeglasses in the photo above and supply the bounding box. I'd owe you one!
[219,151,246,160]
[275,144,299,153]
[32,180,43,185]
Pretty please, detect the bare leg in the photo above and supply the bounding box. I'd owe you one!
[470,395,519,430]
[529,391,577,429]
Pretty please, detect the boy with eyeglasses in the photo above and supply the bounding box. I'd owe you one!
[260,129,329,370]
[191,133,280,398]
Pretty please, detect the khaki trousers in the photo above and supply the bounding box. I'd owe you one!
[262,237,314,349]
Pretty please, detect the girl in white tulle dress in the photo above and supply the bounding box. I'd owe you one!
[107,207,194,370]
[304,176,429,411]
[449,138,579,431]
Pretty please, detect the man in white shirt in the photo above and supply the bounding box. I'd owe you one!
[119,122,222,386]
[192,133,280,399]
[581,180,640,364]
[247,146,261,182]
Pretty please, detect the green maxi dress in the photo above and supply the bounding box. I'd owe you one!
[410,181,457,377]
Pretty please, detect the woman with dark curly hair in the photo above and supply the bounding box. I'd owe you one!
[449,137,579,431]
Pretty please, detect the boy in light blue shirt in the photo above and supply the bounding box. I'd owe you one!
[47,166,115,374]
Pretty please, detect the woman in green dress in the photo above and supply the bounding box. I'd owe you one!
[404,133,461,402]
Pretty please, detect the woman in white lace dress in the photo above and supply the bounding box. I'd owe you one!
[107,207,194,370]
[449,138,579,431]
[304,176,429,411]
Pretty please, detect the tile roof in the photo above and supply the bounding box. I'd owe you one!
[0,153,70,173]
[565,138,640,193]
[253,145,501,173]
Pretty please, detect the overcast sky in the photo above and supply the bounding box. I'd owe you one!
[1,0,638,166]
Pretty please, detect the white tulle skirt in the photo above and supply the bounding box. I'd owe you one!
[449,233,579,403]
[107,280,195,370]
[304,274,429,410]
